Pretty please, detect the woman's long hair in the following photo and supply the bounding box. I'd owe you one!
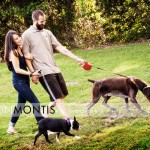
[4,30,18,71]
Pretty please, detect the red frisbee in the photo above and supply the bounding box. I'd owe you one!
[82,62,92,70]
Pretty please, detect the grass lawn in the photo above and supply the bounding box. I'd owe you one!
[0,42,150,150]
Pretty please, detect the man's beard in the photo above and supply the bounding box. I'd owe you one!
[36,23,45,30]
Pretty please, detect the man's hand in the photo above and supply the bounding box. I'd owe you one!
[32,75,39,84]
[76,57,86,66]
[76,58,92,70]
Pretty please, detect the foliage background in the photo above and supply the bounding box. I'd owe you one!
[0,0,150,57]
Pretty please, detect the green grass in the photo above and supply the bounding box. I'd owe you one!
[0,42,150,150]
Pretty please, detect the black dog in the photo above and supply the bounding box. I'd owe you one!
[86,76,150,117]
[34,116,81,145]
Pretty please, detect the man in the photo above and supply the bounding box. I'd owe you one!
[22,10,85,119]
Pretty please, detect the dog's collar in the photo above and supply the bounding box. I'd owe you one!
[66,118,71,125]
[66,118,74,130]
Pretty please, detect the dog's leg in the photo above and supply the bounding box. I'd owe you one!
[43,131,51,143]
[124,98,130,111]
[34,131,42,145]
[64,131,80,139]
[86,101,96,117]
[56,133,60,142]
[87,82,102,117]
[64,131,75,137]
[130,98,148,114]
[64,131,81,139]
[129,90,148,114]
[74,136,81,139]
[102,96,116,111]
[128,80,148,114]
[86,95,101,117]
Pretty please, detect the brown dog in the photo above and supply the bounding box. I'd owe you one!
[86,76,150,117]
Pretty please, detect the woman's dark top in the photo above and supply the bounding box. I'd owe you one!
[9,54,29,82]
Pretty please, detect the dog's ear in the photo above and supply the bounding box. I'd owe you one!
[143,87,150,99]
[74,116,76,121]
[92,81,101,103]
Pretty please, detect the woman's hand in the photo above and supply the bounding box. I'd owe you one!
[31,70,41,84]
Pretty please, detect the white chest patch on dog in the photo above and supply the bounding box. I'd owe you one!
[70,119,74,130]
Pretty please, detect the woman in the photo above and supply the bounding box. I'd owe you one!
[4,30,44,134]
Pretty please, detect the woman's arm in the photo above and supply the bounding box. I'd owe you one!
[24,52,34,72]
[11,51,31,75]
[10,51,39,76]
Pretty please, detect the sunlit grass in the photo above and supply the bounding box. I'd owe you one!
[0,42,150,149]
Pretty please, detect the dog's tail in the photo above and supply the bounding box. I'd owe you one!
[88,79,95,83]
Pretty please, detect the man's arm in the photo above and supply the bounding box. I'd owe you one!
[23,53,39,84]
[48,30,85,64]
[55,46,85,65]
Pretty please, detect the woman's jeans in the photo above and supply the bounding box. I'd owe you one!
[10,79,43,126]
